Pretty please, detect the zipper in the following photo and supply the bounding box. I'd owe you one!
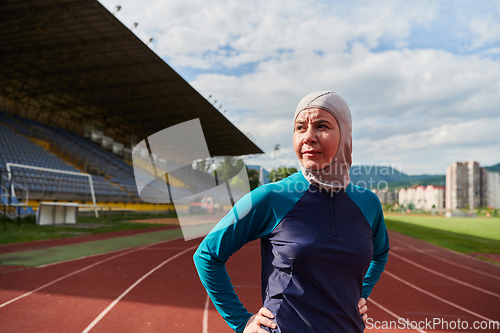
[329,193,337,237]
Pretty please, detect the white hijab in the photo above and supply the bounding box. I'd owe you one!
[294,91,352,191]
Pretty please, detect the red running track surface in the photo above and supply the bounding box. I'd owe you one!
[0,229,499,332]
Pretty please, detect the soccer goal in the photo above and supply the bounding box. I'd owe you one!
[5,162,98,217]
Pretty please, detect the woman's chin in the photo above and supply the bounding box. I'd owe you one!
[302,161,324,170]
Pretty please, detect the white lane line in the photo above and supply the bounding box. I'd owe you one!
[385,270,495,322]
[390,237,500,281]
[368,297,427,333]
[82,245,198,333]
[390,251,500,299]
[203,293,210,333]
[0,237,183,308]
[140,247,194,250]
[1,247,145,308]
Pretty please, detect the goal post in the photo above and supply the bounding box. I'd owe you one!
[5,162,98,218]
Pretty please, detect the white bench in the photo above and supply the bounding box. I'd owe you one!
[36,202,80,225]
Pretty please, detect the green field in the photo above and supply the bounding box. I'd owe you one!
[0,228,183,267]
[0,212,178,246]
[384,214,500,257]
[384,214,500,241]
[2,212,499,264]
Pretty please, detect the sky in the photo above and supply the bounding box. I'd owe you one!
[100,0,500,175]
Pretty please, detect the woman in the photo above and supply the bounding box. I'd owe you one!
[193,91,390,333]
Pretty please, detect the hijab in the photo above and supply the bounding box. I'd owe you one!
[294,91,352,191]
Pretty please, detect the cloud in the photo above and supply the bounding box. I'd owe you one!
[102,0,438,68]
[353,116,500,173]
[191,45,500,169]
[466,3,500,50]
[100,0,500,174]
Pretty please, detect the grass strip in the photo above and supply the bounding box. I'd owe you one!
[0,228,183,267]
[385,218,500,255]
[78,212,177,224]
[0,213,178,246]
[384,214,500,241]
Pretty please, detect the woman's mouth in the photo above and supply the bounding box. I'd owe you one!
[302,150,321,157]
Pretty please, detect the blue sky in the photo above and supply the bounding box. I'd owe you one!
[101,0,500,175]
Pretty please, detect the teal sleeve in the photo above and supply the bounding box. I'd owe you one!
[346,184,390,299]
[193,172,308,333]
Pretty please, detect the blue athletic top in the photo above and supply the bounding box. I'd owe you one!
[193,171,390,333]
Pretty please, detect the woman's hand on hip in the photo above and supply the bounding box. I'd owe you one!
[244,307,276,333]
[358,297,368,322]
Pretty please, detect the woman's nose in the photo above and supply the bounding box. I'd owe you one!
[303,127,317,144]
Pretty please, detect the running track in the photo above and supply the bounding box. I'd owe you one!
[0,230,499,332]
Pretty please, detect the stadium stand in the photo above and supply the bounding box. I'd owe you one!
[0,111,130,202]
[0,0,263,219]
[0,111,241,208]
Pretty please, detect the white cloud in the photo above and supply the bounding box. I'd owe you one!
[352,116,500,173]
[99,0,500,175]
[102,0,438,68]
[467,5,500,50]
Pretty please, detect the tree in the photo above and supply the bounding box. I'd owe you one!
[214,157,245,183]
[229,174,248,193]
[247,168,260,190]
[195,159,208,172]
[270,167,298,182]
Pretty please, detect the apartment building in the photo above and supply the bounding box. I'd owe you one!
[399,185,445,211]
[372,189,397,205]
[446,161,499,210]
[424,185,446,210]
[486,171,500,208]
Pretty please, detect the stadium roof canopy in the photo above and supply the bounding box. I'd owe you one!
[0,0,263,157]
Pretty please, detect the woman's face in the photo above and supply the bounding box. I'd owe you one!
[293,108,340,170]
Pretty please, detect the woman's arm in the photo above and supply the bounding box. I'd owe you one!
[345,184,390,299]
[361,198,390,299]
[193,192,265,332]
[194,177,309,333]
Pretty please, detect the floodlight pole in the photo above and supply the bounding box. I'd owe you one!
[273,144,280,182]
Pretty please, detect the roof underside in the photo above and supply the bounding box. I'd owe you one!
[0,0,263,156]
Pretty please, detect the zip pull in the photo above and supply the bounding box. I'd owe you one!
[329,194,337,237]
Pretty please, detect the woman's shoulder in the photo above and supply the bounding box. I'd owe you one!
[345,183,382,210]
[242,171,309,214]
